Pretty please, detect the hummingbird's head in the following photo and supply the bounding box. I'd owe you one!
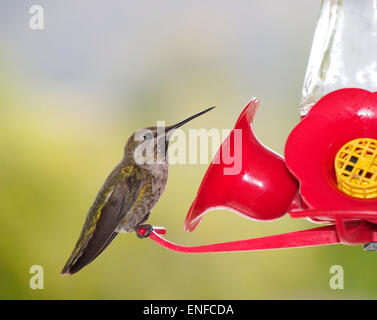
[124,107,215,167]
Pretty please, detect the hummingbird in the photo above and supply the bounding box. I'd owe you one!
[61,107,214,275]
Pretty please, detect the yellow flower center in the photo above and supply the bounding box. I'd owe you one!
[335,138,377,199]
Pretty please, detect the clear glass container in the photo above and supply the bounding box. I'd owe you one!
[300,0,377,116]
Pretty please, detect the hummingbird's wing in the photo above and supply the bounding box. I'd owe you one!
[61,165,142,275]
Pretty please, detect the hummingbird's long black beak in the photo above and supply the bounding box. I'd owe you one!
[166,106,215,137]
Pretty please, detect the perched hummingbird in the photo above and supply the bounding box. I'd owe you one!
[61,107,214,275]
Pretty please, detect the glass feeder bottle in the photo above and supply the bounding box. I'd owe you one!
[300,0,377,116]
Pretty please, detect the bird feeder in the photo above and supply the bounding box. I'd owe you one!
[143,0,377,252]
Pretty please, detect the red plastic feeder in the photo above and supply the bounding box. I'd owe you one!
[145,1,377,253]
[146,91,377,253]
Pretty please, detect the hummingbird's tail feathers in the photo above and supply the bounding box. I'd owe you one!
[62,232,118,275]
[61,180,133,275]
[89,232,118,264]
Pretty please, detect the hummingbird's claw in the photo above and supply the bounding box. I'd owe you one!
[136,224,153,239]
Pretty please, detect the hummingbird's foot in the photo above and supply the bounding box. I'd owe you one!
[136,224,153,239]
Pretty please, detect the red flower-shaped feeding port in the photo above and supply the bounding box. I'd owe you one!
[185,98,299,232]
[286,88,377,214]
[286,88,377,244]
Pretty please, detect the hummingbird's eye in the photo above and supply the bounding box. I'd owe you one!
[144,132,153,140]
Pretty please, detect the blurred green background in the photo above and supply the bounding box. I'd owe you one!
[0,0,376,299]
